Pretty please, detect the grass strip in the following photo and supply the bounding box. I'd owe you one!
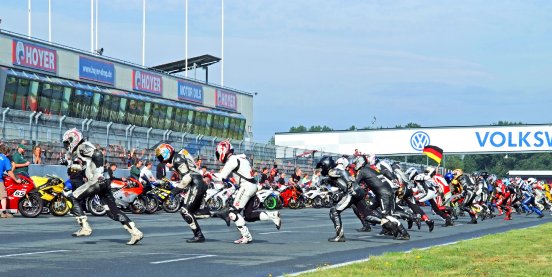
[295,223,552,277]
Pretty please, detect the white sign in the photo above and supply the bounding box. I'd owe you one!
[274,125,552,155]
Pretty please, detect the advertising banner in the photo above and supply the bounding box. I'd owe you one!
[275,125,552,155]
[215,89,237,111]
[79,56,115,85]
[132,70,162,95]
[12,39,57,73]
[177,80,203,103]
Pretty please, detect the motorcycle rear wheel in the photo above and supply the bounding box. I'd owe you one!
[312,196,323,208]
[288,198,300,209]
[86,196,107,216]
[19,193,43,218]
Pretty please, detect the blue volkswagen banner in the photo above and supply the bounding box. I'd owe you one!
[79,56,115,85]
[178,80,203,104]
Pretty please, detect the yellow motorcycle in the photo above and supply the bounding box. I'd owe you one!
[32,175,72,217]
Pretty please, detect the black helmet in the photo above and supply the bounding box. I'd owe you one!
[315,156,335,176]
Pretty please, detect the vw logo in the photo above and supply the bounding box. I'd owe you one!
[410,131,430,151]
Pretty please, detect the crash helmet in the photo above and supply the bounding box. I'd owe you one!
[62,128,84,153]
[405,167,418,181]
[215,140,234,163]
[444,172,454,183]
[316,156,336,176]
[155,143,175,163]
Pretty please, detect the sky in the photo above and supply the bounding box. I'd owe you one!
[1,0,552,143]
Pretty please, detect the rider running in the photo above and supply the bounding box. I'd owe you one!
[213,141,281,244]
[62,128,143,245]
[155,143,217,243]
[316,156,374,242]
[351,155,410,240]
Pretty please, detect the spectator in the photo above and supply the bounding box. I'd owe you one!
[259,167,269,184]
[301,173,311,187]
[311,169,321,187]
[12,144,30,177]
[140,161,156,186]
[32,145,44,164]
[289,167,302,186]
[107,163,126,182]
[269,164,279,184]
[130,160,143,180]
[0,143,20,218]
[277,172,286,187]
[252,169,259,183]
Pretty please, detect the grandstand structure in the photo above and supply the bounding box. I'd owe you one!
[0,29,338,171]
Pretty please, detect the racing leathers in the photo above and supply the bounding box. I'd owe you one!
[412,173,454,226]
[213,154,281,244]
[67,141,143,245]
[322,167,372,242]
[355,165,410,240]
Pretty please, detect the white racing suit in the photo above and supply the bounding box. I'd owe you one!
[68,141,142,245]
[213,154,281,243]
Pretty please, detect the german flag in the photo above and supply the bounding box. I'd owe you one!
[423,145,443,164]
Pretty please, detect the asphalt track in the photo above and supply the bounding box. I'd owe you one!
[1,208,550,277]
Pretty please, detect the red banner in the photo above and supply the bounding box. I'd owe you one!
[12,39,57,73]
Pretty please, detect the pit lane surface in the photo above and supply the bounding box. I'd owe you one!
[1,208,550,277]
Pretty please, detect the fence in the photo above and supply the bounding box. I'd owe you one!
[1,108,341,174]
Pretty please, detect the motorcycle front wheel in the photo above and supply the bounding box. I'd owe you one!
[19,193,43,218]
[144,195,159,214]
[263,196,277,210]
[50,195,71,216]
[163,195,182,213]
[130,197,147,214]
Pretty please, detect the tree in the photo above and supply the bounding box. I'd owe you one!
[347,125,357,131]
[289,125,307,133]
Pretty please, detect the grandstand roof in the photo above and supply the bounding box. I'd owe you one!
[151,55,221,74]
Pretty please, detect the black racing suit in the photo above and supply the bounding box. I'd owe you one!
[355,165,409,238]
[324,167,370,241]
[169,149,210,242]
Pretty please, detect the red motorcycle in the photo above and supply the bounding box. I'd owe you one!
[279,184,304,209]
[3,174,43,217]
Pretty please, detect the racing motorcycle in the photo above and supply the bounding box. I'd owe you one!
[32,175,72,216]
[303,185,332,208]
[3,174,43,217]
[86,177,147,216]
[147,179,183,213]
[279,184,305,209]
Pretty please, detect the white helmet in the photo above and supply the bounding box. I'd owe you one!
[526,177,537,186]
[425,166,437,177]
[405,167,418,181]
[366,153,376,165]
[63,128,83,153]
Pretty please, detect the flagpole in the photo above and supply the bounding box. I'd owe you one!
[48,0,51,43]
[90,0,94,52]
[95,0,98,51]
[185,0,188,77]
[28,0,31,38]
[142,0,146,67]
[220,0,224,87]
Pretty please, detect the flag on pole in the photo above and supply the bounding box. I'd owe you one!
[423,145,443,164]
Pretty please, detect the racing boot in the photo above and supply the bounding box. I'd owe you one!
[415,217,422,230]
[381,221,398,237]
[426,219,435,232]
[407,218,413,230]
[261,211,282,230]
[329,209,345,242]
[72,216,92,237]
[123,222,143,245]
[234,226,253,244]
[394,224,410,240]
[356,218,372,232]
[468,213,478,224]
[442,217,454,227]
[186,227,205,243]
[214,208,231,227]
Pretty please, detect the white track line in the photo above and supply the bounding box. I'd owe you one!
[150,254,216,264]
[284,257,372,277]
[0,250,71,258]
[259,230,294,235]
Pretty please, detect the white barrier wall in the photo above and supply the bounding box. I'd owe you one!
[275,124,552,155]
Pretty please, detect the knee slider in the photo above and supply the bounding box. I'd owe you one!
[180,207,193,224]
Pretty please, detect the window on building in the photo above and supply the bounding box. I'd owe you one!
[61,87,72,115]
[15,78,31,111]
[2,76,18,109]
[142,102,151,127]
[117,97,127,124]
[164,106,174,130]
